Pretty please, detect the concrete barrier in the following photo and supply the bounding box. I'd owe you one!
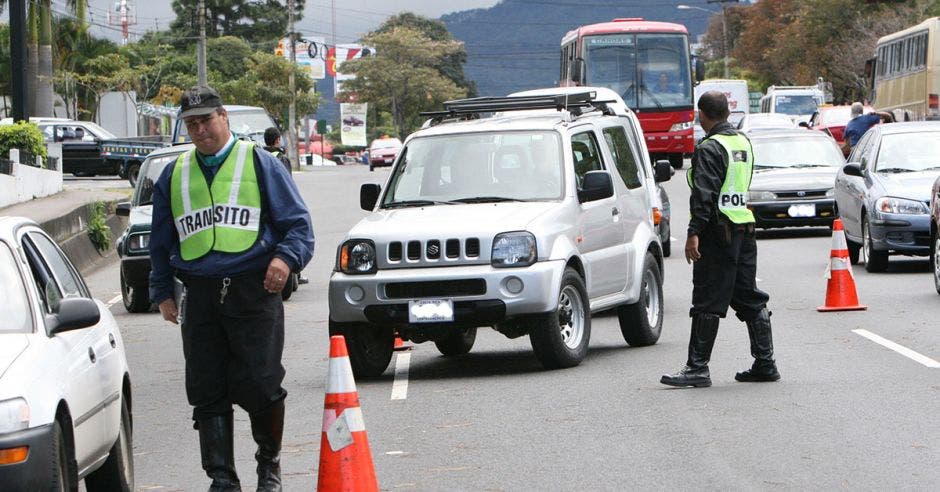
[0,161,63,208]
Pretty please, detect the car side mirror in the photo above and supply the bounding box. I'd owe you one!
[692,55,706,82]
[798,121,810,128]
[654,159,674,182]
[116,202,131,217]
[360,183,381,211]
[571,58,586,84]
[842,163,863,177]
[49,297,101,335]
[578,171,614,203]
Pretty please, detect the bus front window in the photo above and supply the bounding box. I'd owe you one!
[583,35,638,107]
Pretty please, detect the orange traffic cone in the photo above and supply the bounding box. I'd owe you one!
[393,332,411,351]
[317,335,378,492]
[818,219,867,312]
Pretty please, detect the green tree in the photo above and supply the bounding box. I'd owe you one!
[339,26,468,139]
[169,0,304,45]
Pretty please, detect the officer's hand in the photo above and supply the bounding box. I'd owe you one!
[159,299,178,324]
[264,257,292,294]
[685,234,701,264]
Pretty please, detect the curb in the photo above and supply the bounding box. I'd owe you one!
[40,200,128,275]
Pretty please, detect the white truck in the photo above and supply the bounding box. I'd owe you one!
[694,79,750,115]
[759,85,826,124]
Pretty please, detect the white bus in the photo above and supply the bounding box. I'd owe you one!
[870,17,939,121]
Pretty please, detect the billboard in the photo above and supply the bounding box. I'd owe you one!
[340,103,368,147]
[277,36,327,80]
[329,44,374,96]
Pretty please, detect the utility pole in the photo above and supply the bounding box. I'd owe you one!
[197,0,207,86]
[707,0,738,79]
[287,0,299,170]
[9,0,28,121]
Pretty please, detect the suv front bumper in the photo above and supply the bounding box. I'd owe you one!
[329,260,566,323]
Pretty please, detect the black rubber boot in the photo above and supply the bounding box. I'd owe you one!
[198,414,242,492]
[735,309,781,382]
[250,400,284,492]
[661,313,720,387]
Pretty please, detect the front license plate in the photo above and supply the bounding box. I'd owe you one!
[408,299,454,323]
[384,158,393,163]
[788,204,816,217]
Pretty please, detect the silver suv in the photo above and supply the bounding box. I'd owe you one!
[329,88,673,377]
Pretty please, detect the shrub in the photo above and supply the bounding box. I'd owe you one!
[87,201,112,252]
[0,122,47,163]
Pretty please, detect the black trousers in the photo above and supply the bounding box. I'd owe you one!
[691,222,769,321]
[180,270,286,422]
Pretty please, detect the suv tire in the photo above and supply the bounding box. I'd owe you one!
[434,327,477,356]
[528,268,590,369]
[329,320,394,378]
[617,252,663,346]
[121,271,151,313]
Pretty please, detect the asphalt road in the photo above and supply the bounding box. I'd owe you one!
[78,163,939,490]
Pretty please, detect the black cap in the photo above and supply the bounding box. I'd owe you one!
[179,86,223,119]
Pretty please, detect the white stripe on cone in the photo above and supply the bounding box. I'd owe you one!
[831,228,848,250]
[327,356,357,394]
[322,407,366,433]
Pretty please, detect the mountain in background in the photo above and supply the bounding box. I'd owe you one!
[315,0,712,127]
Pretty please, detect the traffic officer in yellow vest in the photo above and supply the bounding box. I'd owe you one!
[661,90,780,388]
[263,127,292,174]
[149,86,314,491]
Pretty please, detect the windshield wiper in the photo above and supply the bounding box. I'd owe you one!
[877,167,914,173]
[452,196,524,204]
[914,166,940,171]
[789,164,830,168]
[383,199,453,209]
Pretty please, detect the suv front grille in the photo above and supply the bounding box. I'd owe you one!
[384,279,486,299]
[386,237,482,264]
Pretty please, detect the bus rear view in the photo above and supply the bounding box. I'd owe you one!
[561,18,699,169]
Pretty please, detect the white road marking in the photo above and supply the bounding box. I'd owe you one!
[106,294,122,307]
[391,352,411,400]
[852,329,940,368]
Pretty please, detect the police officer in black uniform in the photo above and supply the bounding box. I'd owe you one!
[661,91,780,388]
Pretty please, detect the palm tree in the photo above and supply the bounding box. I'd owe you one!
[34,0,86,116]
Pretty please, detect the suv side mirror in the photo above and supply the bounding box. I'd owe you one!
[842,163,863,177]
[692,56,706,82]
[49,298,101,335]
[798,121,810,128]
[116,202,131,217]
[578,171,614,203]
[654,160,674,182]
[360,184,381,211]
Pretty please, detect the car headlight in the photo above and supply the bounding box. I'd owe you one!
[748,190,777,201]
[337,240,377,274]
[491,232,537,268]
[825,188,835,197]
[669,121,694,132]
[875,196,928,215]
[0,398,30,433]
[128,232,150,252]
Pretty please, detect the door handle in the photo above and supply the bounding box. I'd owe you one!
[88,347,97,364]
[611,207,620,216]
[109,333,116,348]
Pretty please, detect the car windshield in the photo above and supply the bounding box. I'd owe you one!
[381,131,563,206]
[0,241,33,334]
[875,132,940,172]
[773,95,818,116]
[135,152,184,206]
[752,136,844,168]
[372,138,403,149]
[79,121,117,139]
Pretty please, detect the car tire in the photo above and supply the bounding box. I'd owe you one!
[281,273,298,301]
[862,216,888,272]
[617,252,664,346]
[84,396,134,491]
[933,236,940,295]
[50,420,74,491]
[528,268,591,369]
[126,162,141,188]
[328,320,394,378]
[434,327,477,356]
[661,226,671,258]
[121,271,151,313]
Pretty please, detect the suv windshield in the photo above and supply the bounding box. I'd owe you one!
[382,131,563,206]
[135,152,184,206]
[774,95,819,115]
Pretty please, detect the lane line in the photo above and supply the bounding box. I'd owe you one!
[852,329,940,368]
[106,294,122,307]
[391,352,411,400]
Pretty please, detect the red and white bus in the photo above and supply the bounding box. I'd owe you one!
[561,18,702,168]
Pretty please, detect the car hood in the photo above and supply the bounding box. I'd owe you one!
[751,167,838,191]
[371,148,400,157]
[348,201,559,239]
[875,170,940,201]
[129,205,153,228]
[0,334,28,380]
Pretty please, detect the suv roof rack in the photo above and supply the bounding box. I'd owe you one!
[420,91,615,125]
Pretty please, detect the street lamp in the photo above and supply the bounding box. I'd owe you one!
[678,4,729,78]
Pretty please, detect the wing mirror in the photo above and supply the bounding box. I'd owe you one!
[578,171,614,203]
[360,184,381,211]
[115,202,131,217]
[49,298,101,335]
[654,159,674,182]
[842,163,863,177]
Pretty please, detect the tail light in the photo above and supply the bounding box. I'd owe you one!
[929,94,939,119]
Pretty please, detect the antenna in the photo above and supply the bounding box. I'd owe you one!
[107,0,138,45]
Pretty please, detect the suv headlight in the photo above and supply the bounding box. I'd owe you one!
[825,188,835,197]
[337,239,377,274]
[491,232,536,268]
[748,190,777,202]
[669,121,694,132]
[0,398,30,433]
[128,232,150,252]
[875,196,928,215]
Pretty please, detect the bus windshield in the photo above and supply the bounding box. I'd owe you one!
[583,33,691,110]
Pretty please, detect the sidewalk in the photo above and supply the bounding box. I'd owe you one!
[0,187,132,273]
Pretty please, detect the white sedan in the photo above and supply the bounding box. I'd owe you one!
[0,217,133,490]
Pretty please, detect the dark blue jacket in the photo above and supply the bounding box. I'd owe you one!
[148,144,314,304]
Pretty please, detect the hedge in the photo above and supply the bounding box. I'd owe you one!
[0,122,48,163]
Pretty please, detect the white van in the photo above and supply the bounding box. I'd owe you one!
[759,85,825,124]
[694,79,750,115]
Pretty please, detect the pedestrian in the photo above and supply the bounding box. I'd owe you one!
[661,90,780,388]
[843,102,894,156]
[149,85,314,491]
[264,126,293,174]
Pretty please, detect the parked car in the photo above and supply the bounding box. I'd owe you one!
[367,136,403,170]
[931,176,940,293]
[737,112,795,133]
[834,122,940,272]
[329,88,672,377]
[115,144,300,312]
[0,216,133,489]
[805,104,873,152]
[746,128,844,228]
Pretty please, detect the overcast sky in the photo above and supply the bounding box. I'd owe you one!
[81,0,501,44]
